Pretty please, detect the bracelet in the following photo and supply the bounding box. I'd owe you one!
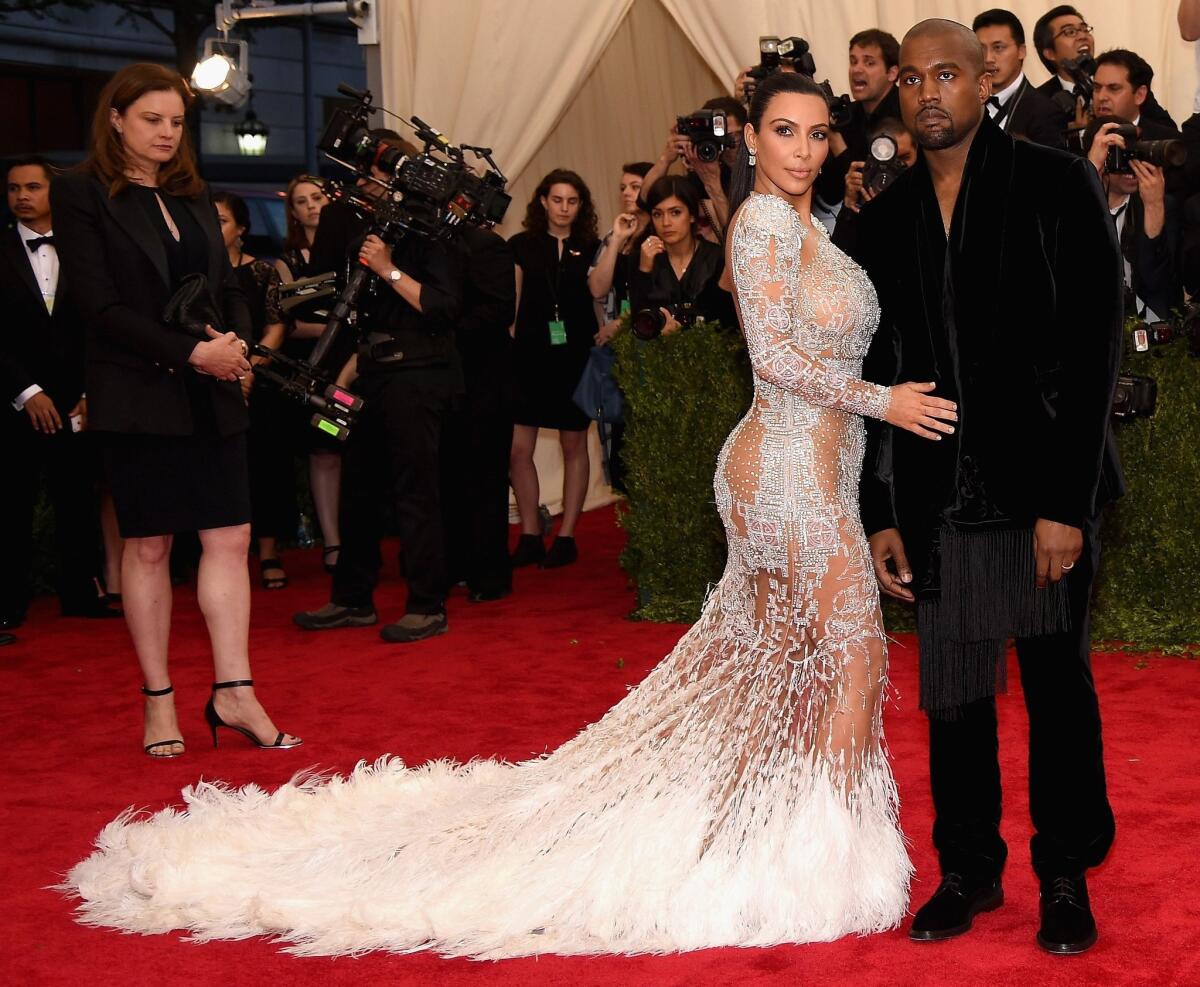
[238,339,249,357]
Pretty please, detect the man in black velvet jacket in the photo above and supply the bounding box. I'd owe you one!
[843,19,1123,956]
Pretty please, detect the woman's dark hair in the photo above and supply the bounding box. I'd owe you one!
[621,161,653,178]
[728,72,830,218]
[630,174,702,259]
[521,168,599,240]
[212,190,250,235]
[84,62,204,199]
[283,173,326,252]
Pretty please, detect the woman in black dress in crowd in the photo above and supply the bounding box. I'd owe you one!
[52,63,299,757]
[507,169,600,570]
[213,191,296,591]
[626,175,735,335]
[275,174,343,572]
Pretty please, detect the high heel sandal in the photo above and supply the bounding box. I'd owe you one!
[203,679,303,749]
[322,544,341,573]
[142,684,185,758]
[259,557,289,590]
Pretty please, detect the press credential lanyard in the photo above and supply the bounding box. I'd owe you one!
[548,235,568,346]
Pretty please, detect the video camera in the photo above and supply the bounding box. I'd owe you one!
[631,302,698,340]
[862,133,907,195]
[742,35,852,128]
[676,109,735,163]
[1105,124,1187,174]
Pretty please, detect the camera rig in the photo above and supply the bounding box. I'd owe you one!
[254,83,512,437]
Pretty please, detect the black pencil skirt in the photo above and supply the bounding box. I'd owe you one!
[101,430,252,538]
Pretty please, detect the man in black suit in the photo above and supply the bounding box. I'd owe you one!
[848,20,1122,955]
[1032,6,1176,138]
[973,9,1069,150]
[0,157,117,628]
[439,225,516,603]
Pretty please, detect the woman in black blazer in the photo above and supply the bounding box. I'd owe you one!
[52,63,299,757]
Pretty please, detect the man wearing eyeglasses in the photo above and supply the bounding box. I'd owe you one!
[1032,6,1177,138]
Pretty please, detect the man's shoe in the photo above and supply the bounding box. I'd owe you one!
[909,872,1004,941]
[0,632,15,646]
[1037,875,1097,954]
[539,535,577,569]
[379,612,448,643]
[468,587,511,603]
[511,534,546,568]
[293,603,377,631]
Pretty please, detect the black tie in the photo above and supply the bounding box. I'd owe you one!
[26,235,54,252]
[987,96,1002,112]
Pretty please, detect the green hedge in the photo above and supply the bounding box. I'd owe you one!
[613,320,1200,650]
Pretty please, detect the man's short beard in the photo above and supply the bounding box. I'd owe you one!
[918,126,958,150]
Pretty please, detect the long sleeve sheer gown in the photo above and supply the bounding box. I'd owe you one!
[64,192,910,958]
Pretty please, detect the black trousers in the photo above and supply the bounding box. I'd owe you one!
[0,412,102,616]
[926,516,1115,881]
[439,376,513,596]
[332,369,450,615]
[247,384,299,542]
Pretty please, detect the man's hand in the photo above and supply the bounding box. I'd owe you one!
[868,528,914,602]
[681,143,722,192]
[843,161,878,213]
[1087,121,1123,176]
[358,234,395,279]
[1033,519,1083,588]
[1131,159,1166,238]
[68,396,87,432]
[662,129,689,165]
[24,391,62,434]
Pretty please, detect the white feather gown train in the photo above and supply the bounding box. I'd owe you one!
[65,193,912,958]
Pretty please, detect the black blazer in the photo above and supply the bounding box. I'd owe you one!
[1001,76,1070,151]
[0,226,85,415]
[843,118,1124,582]
[50,171,251,437]
[1035,76,1178,132]
[627,238,735,327]
[1120,191,1183,320]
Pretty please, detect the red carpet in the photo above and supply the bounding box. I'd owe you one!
[2,506,1197,986]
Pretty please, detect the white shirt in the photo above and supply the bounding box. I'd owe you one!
[987,72,1026,131]
[13,222,59,410]
[1193,41,1200,114]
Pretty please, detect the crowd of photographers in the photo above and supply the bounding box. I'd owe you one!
[4,3,1199,648]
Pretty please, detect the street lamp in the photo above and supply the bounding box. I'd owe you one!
[234,104,270,156]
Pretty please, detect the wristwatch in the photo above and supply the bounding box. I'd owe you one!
[388,268,403,284]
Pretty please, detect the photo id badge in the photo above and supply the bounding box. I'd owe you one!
[548,319,567,345]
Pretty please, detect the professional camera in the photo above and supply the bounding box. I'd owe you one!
[862,133,907,195]
[1105,124,1188,174]
[1112,374,1158,418]
[631,301,697,340]
[1050,54,1096,117]
[1129,319,1175,352]
[742,35,851,127]
[676,109,735,163]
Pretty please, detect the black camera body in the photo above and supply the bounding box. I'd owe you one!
[743,34,850,126]
[631,302,697,340]
[1050,54,1096,117]
[1112,374,1158,418]
[862,133,907,195]
[676,109,735,163]
[1104,124,1188,174]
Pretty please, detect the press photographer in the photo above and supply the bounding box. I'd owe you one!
[1085,116,1185,323]
[840,117,918,215]
[627,175,734,340]
[293,93,507,643]
[973,8,1069,150]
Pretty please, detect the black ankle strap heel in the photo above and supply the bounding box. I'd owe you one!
[141,684,185,757]
[204,680,302,750]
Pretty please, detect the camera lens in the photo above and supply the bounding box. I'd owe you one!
[695,140,720,163]
[631,308,665,340]
[870,134,897,163]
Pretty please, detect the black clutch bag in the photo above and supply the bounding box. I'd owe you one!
[162,273,224,340]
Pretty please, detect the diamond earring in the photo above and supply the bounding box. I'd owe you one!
[748,149,756,166]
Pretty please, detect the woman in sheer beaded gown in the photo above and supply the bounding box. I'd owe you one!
[64,73,960,959]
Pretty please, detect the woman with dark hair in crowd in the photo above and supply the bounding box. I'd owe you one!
[627,174,735,335]
[212,190,296,590]
[507,168,600,569]
[52,63,299,757]
[274,174,343,572]
[588,161,652,342]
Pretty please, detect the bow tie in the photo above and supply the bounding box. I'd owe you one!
[26,235,54,252]
[987,96,1002,111]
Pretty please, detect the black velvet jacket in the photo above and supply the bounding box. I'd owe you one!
[841,118,1125,586]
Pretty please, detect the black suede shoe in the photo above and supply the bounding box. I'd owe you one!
[293,603,378,631]
[511,534,546,568]
[909,872,1004,941]
[1037,875,1097,954]
[540,536,577,569]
